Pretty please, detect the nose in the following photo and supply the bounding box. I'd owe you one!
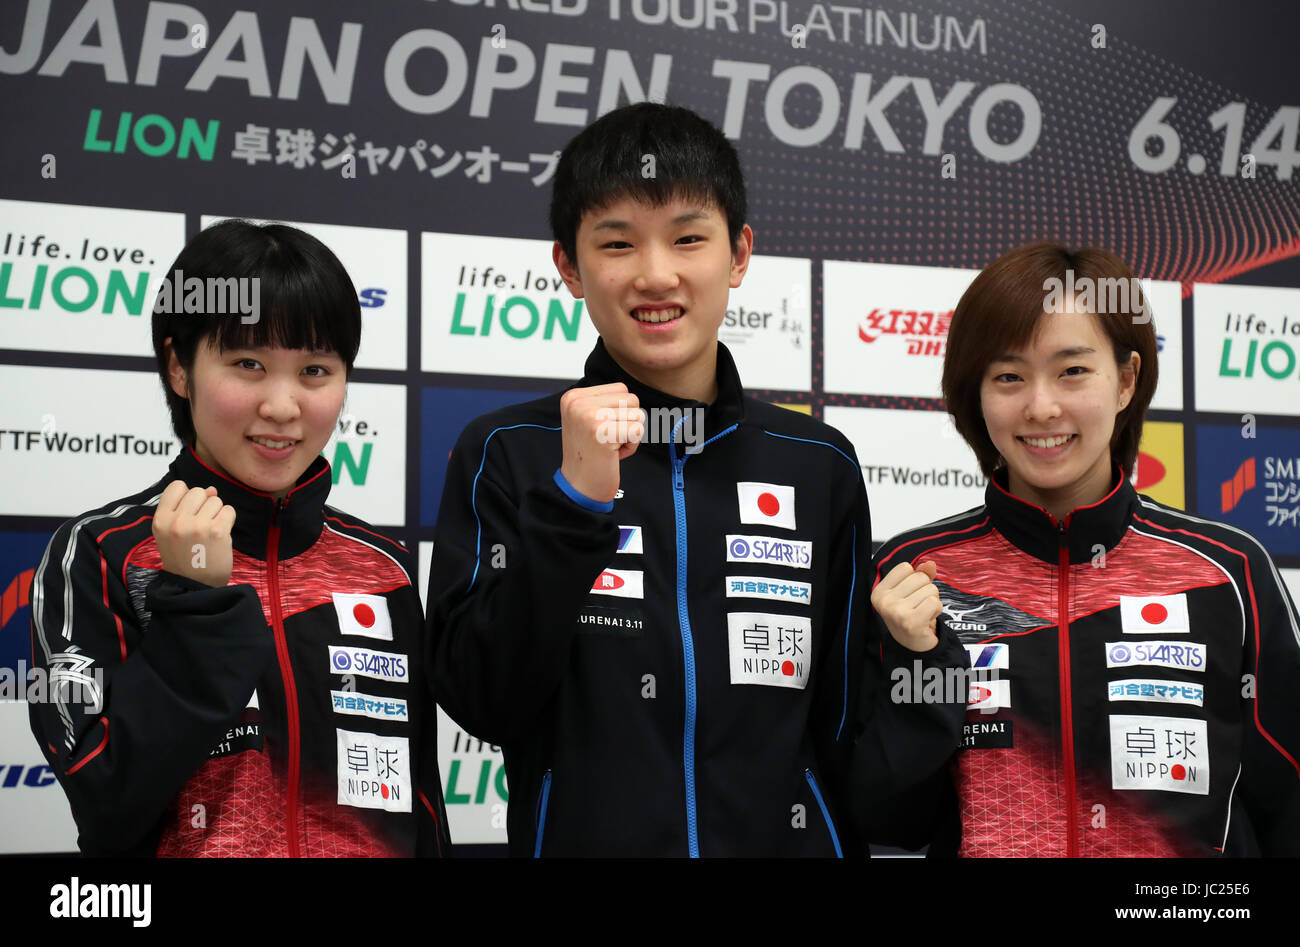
[259,378,301,424]
[1023,379,1062,422]
[633,244,680,295]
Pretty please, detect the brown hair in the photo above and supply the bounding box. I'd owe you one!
[942,243,1160,477]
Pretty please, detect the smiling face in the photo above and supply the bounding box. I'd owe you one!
[979,304,1139,521]
[553,195,752,403]
[168,340,346,498]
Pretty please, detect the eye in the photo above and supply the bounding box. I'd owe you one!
[1062,365,1090,377]
[236,358,262,371]
[677,235,703,245]
[992,371,1021,383]
[302,365,331,378]
[601,240,631,250]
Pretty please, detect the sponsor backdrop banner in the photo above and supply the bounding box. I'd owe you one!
[1,0,1297,854]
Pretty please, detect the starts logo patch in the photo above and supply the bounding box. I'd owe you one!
[726,535,812,570]
[1105,640,1205,672]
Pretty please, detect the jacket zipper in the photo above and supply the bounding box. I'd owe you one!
[267,496,302,858]
[671,442,700,858]
[1057,518,1078,858]
[804,769,843,858]
[533,770,552,858]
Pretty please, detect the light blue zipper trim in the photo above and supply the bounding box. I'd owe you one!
[469,424,561,591]
[670,418,698,857]
[805,769,843,858]
[533,770,552,858]
[671,417,739,858]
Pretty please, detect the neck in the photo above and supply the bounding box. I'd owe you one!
[612,343,720,405]
[1007,462,1116,524]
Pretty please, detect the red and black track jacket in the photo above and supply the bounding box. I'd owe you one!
[427,340,967,857]
[875,468,1300,856]
[28,447,448,857]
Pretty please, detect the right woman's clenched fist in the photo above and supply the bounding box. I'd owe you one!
[871,560,942,653]
[153,480,236,588]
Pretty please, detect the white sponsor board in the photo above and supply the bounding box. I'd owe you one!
[825,406,986,541]
[1144,280,1185,411]
[0,366,177,518]
[422,232,597,378]
[1284,569,1300,613]
[324,382,406,526]
[203,215,408,370]
[0,199,184,357]
[1193,283,1300,416]
[823,260,975,397]
[722,255,812,391]
[419,541,509,846]
[0,701,79,854]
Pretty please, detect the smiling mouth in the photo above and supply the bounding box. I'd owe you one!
[1018,434,1075,449]
[632,306,683,324]
[248,436,298,450]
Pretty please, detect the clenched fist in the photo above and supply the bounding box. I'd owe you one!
[559,383,646,504]
[871,560,942,653]
[153,480,236,588]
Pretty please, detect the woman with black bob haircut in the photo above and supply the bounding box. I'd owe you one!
[30,219,448,857]
[870,242,1300,857]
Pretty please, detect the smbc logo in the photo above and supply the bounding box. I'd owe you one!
[449,293,584,340]
[326,443,372,486]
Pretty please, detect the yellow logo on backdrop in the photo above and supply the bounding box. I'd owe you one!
[1133,421,1185,509]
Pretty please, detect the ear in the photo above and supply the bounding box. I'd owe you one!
[164,338,189,400]
[729,224,754,289]
[552,241,585,299]
[1117,350,1140,412]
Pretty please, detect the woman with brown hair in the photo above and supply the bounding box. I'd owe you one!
[870,243,1300,856]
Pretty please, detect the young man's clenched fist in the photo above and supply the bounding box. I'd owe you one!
[153,481,237,588]
[559,383,646,504]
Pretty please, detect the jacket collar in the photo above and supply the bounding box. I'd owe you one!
[985,465,1138,565]
[577,338,748,452]
[165,445,332,560]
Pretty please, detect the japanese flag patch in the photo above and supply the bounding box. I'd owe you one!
[727,612,811,689]
[737,482,796,531]
[333,592,393,641]
[1120,594,1189,635]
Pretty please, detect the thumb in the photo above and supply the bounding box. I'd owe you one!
[916,560,938,580]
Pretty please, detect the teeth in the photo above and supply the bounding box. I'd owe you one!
[1023,435,1072,448]
[633,307,682,323]
[251,436,294,449]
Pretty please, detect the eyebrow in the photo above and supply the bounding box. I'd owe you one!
[591,210,711,232]
[991,346,1097,363]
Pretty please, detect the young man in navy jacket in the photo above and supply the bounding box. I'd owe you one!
[427,103,967,856]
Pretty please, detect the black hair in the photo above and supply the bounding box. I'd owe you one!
[548,102,748,267]
[151,219,361,444]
